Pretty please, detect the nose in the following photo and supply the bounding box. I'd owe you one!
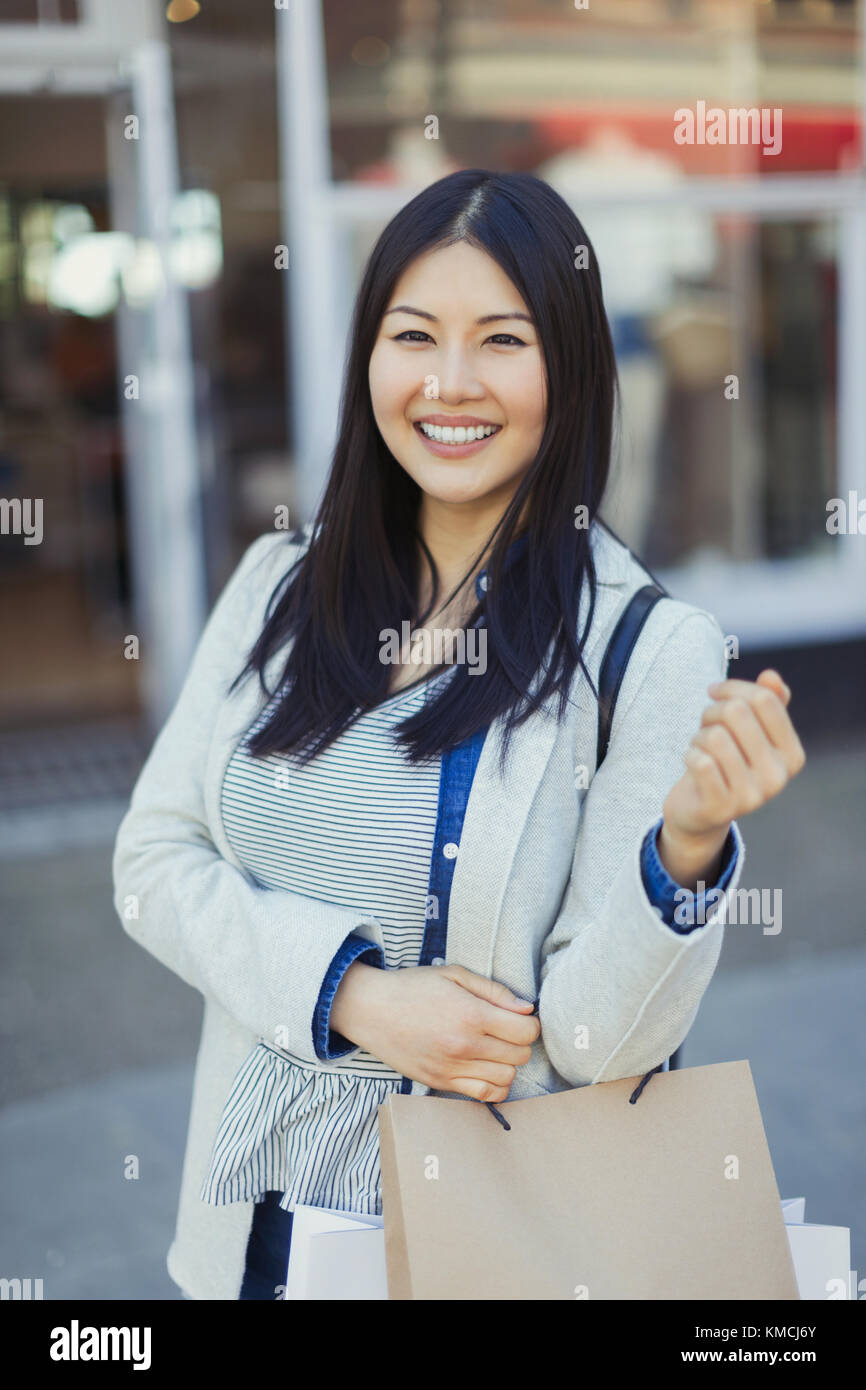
[428,343,486,406]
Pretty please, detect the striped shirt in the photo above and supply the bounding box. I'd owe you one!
[200,672,445,1216]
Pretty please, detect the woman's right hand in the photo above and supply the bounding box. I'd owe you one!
[330,962,541,1102]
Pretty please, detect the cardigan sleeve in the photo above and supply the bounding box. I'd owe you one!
[640,815,740,930]
[312,933,386,1061]
[538,607,746,1087]
[111,531,387,1067]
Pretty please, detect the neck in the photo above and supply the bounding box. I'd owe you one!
[416,488,521,614]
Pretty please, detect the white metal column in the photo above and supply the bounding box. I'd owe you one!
[275,0,343,522]
[126,36,208,728]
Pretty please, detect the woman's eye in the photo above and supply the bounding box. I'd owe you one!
[392,330,526,346]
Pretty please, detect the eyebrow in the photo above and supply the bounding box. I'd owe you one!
[383,305,534,326]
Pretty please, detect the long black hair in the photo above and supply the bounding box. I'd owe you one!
[233,168,619,765]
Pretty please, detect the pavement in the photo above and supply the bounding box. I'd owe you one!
[1,729,864,1300]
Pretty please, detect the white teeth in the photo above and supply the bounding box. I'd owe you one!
[417,422,499,443]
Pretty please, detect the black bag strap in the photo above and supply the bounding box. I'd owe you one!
[595,579,687,1071]
[596,583,667,771]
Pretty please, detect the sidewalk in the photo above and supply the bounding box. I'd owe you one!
[0,1064,191,1300]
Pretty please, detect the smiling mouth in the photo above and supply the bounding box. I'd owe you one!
[413,421,502,447]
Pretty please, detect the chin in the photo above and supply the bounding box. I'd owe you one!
[411,469,498,506]
[424,486,491,506]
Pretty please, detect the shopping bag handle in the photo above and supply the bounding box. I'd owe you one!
[484,1050,665,1131]
[628,1063,664,1103]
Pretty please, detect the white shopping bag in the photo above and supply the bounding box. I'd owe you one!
[284,1204,387,1300]
[284,1196,851,1301]
[781,1197,852,1301]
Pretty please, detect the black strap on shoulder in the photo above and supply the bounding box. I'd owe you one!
[596,583,667,772]
[594,575,683,1073]
[595,580,684,1071]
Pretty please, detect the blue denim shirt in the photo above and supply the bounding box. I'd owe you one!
[311,565,740,1072]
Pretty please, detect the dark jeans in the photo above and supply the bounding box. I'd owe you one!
[239,1190,294,1300]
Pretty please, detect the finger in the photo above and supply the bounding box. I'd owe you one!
[477,999,542,1047]
[705,677,804,767]
[683,743,729,801]
[751,676,806,773]
[464,1033,535,1068]
[707,675,789,711]
[448,1081,511,1104]
[449,1060,517,1093]
[690,723,752,794]
[700,696,788,784]
[440,964,535,1013]
[755,668,791,705]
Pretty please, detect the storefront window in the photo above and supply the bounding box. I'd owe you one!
[326,0,863,183]
[602,213,838,569]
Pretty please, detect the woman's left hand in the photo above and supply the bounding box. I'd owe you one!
[659,669,806,884]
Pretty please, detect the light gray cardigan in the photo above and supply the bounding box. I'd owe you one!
[111,522,744,1300]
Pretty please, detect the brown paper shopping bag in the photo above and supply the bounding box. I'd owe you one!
[377,1059,799,1300]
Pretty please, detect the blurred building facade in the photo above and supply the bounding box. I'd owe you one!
[0,0,864,763]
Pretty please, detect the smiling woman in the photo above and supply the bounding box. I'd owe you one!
[239,170,616,759]
[370,244,545,503]
[112,168,805,1302]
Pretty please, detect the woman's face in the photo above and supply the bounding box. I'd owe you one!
[368,241,547,514]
